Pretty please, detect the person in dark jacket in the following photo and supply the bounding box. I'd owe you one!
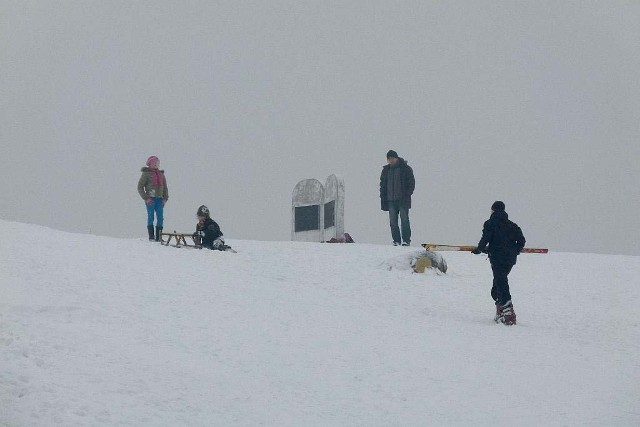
[380,150,415,246]
[193,205,226,250]
[472,201,526,325]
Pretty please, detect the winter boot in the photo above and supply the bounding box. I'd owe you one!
[155,226,163,243]
[500,300,517,325]
[494,303,503,323]
[147,225,155,241]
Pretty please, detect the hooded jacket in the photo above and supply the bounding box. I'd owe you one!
[137,167,169,201]
[194,217,223,249]
[476,210,526,266]
[379,158,415,211]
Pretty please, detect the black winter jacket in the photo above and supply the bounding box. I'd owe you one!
[476,211,526,266]
[379,158,415,211]
[194,217,223,249]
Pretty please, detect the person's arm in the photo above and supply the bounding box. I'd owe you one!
[406,165,415,195]
[137,174,149,200]
[208,221,223,239]
[379,168,387,210]
[515,226,526,254]
[474,221,493,253]
[163,174,169,201]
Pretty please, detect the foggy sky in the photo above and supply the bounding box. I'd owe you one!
[2,1,639,255]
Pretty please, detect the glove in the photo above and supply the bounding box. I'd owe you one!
[192,231,203,245]
[471,247,482,255]
[146,198,153,206]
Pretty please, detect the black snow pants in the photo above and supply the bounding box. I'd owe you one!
[490,262,514,305]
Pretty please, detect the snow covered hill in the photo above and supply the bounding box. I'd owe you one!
[1,219,639,426]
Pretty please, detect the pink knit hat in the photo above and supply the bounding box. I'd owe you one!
[146,156,159,166]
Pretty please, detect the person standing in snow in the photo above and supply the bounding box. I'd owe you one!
[472,201,526,325]
[137,155,169,241]
[380,150,415,246]
[193,205,226,250]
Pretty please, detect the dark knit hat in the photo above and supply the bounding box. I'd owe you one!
[386,150,399,159]
[491,201,506,211]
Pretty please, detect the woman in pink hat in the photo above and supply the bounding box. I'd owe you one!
[137,156,169,241]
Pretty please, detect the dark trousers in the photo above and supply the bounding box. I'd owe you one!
[388,201,411,244]
[490,262,513,305]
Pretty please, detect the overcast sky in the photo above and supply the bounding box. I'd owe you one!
[2,1,639,255]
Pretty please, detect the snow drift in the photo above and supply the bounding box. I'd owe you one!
[1,220,638,426]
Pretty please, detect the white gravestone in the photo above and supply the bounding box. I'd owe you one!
[323,174,345,241]
[291,179,325,242]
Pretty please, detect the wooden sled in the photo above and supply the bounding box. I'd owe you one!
[161,231,199,248]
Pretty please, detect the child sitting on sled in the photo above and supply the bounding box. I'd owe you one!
[193,205,227,250]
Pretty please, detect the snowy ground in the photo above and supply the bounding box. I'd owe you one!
[1,219,639,426]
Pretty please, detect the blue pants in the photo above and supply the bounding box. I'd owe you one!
[146,197,164,227]
[388,201,411,244]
